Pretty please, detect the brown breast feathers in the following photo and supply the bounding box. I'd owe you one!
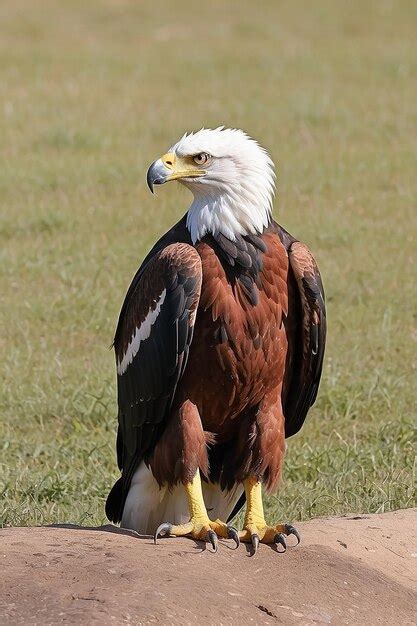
[177,228,290,438]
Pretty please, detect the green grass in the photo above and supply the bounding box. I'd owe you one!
[1,0,416,527]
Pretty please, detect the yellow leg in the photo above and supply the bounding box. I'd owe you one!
[239,477,300,553]
[154,470,239,551]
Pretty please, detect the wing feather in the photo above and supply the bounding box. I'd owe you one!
[106,242,202,523]
[283,239,326,437]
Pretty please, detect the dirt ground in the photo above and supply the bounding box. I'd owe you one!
[1,509,416,625]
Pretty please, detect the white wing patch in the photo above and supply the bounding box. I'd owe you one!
[117,289,166,375]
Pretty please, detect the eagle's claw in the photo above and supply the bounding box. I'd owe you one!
[274,532,287,551]
[227,526,240,549]
[251,533,260,555]
[207,529,218,552]
[154,522,173,543]
[239,522,301,553]
[285,523,301,545]
[153,517,236,551]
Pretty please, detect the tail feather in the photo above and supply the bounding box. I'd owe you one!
[105,477,124,524]
[203,481,243,523]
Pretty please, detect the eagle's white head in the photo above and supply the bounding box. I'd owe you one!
[146,127,276,244]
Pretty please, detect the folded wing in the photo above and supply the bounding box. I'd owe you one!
[106,243,202,523]
[283,240,327,438]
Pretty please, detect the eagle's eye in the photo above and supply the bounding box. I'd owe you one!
[193,152,210,166]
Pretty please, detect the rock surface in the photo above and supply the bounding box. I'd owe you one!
[1,509,416,624]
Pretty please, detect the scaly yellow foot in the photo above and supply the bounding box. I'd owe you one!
[239,477,300,554]
[154,471,239,551]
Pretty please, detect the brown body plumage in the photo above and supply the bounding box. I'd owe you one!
[107,216,325,523]
[152,223,288,492]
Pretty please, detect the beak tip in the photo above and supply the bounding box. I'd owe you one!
[147,159,168,194]
[146,173,154,194]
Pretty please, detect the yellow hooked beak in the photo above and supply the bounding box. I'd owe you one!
[146,152,207,193]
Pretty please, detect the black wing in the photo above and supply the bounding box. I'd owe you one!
[282,239,326,437]
[105,242,202,523]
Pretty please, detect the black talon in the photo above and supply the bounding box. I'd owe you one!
[251,533,260,555]
[227,526,240,549]
[285,524,301,545]
[207,529,218,553]
[154,522,172,544]
[274,533,287,551]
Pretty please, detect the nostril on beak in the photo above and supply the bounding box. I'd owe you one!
[165,160,172,166]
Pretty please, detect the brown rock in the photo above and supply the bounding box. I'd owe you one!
[1,509,416,624]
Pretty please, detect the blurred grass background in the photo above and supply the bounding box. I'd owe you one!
[1,0,416,527]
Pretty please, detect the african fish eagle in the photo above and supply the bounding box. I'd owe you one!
[106,127,326,553]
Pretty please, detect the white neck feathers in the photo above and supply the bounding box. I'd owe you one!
[186,186,273,244]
